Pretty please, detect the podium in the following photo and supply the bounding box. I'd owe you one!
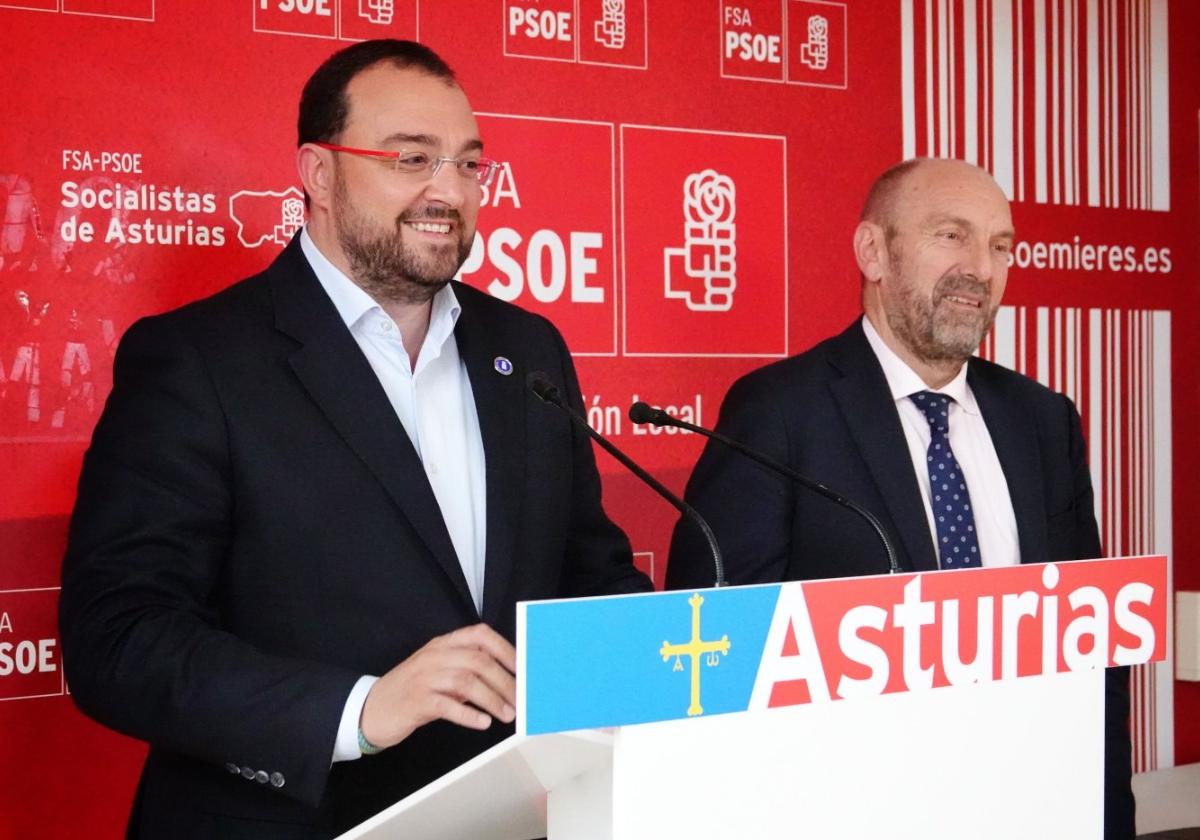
[338,555,1168,840]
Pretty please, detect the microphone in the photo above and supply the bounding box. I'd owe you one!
[527,373,726,587]
[629,401,900,575]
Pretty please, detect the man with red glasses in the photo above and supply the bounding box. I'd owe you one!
[59,40,649,839]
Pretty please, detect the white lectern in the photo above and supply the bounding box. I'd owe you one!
[338,555,1168,840]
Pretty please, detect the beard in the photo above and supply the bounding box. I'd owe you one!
[884,247,998,365]
[332,174,473,306]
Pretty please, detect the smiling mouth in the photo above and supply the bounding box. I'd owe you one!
[405,221,453,235]
[942,294,982,309]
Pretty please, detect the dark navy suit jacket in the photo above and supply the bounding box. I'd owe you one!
[667,318,1134,839]
[60,236,650,838]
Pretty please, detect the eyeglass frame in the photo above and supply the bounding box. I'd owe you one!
[313,142,499,187]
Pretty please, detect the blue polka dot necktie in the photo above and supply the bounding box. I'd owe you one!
[911,391,981,569]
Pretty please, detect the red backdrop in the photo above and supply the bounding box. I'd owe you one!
[2,0,1196,835]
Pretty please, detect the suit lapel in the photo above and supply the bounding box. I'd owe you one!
[452,288,527,625]
[827,321,939,572]
[268,238,476,612]
[967,363,1048,565]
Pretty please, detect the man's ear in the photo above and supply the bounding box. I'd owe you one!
[297,144,334,213]
[853,220,887,286]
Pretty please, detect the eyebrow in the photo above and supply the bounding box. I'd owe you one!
[381,132,485,154]
[925,213,971,229]
[925,214,1015,240]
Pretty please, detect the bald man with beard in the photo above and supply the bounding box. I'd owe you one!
[668,158,1135,838]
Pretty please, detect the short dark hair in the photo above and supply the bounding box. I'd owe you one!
[297,39,457,147]
[859,158,925,240]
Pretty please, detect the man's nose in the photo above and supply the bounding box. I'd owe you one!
[422,160,470,208]
[966,238,996,282]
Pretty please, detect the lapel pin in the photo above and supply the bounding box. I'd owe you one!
[493,356,514,375]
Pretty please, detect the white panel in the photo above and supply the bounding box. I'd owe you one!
[1151,311,1174,765]
[1148,0,1170,210]
[1126,0,1134,207]
[1151,313,1172,556]
[1019,305,1027,374]
[548,758,613,840]
[1089,308,1103,524]
[949,0,956,155]
[983,0,991,169]
[1134,765,1200,834]
[1017,0,1025,200]
[1034,0,1048,203]
[938,0,950,157]
[1086,0,1101,205]
[925,0,936,156]
[1070,307,1080,400]
[1111,310,1122,555]
[1064,0,1076,203]
[1134,312,1144,553]
[1054,306,1063,392]
[991,0,1015,197]
[1109,0,1118,208]
[612,673,1104,839]
[1104,310,1114,551]
[1130,0,1138,207]
[1036,307,1050,387]
[337,732,598,840]
[964,0,978,163]
[1177,592,1200,682]
[1076,0,1084,203]
[1051,0,1061,204]
[902,0,917,159]
[1135,0,1145,208]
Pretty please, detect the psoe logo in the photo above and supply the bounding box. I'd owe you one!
[504,0,648,70]
[798,13,828,70]
[785,0,846,88]
[594,0,625,49]
[621,124,786,358]
[357,0,391,25]
[663,170,737,313]
[228,188,305,248]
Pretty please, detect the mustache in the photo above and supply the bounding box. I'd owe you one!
[398,207,462,224]
[934,273,989,300]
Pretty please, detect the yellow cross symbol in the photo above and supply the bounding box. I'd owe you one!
[660,592,731,716]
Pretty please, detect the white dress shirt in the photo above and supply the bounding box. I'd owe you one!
[300,229,488,761]
[861,316,1020,569]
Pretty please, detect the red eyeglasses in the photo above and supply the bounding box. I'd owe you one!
[315,143,499,186]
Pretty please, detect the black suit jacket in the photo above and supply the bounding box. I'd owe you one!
[667,318,1134,838]
[59,237,650,838]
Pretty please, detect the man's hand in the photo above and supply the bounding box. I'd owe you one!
[359,624,517,750]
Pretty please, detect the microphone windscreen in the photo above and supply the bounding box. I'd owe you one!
[526,371,562,405]
[628,401,659,425]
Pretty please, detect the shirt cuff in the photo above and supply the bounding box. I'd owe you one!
[332,674,379,763]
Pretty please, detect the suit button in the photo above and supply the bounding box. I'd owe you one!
[255,770,269,784]
[241,767,255,780]
[270,772,285,789]
[225,763,240,775]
